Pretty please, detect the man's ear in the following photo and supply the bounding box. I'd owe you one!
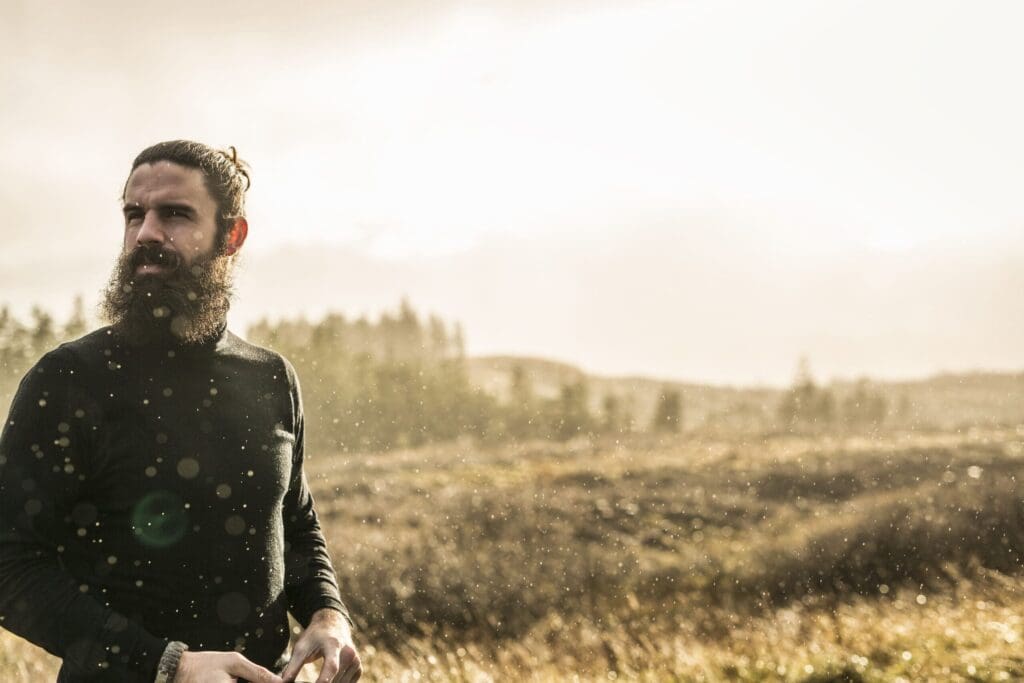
[224,217,248,255]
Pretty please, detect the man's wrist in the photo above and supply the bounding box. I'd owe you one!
[154,641,188,683]
[310,606,345,624]
[310,606,356,633]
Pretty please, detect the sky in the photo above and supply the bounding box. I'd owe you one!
[1,0,1022,386]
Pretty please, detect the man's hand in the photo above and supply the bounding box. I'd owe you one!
[175,650,283,683]
[281,608,361,683]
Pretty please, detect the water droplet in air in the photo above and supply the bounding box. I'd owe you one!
[177,458,200,479]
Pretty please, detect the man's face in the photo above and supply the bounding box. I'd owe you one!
[101,161,236,345]
[121,161,219,270]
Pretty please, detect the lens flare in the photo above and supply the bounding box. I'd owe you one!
[131,490,188,548]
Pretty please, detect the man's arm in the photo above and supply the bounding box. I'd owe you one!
[280,363,350,627]
[0,350,168,681]
[279,362,361,682]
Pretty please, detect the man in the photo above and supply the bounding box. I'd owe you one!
[0,141,361,683]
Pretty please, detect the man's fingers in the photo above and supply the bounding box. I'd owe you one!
[335,663,360,683]
[280,645,310,682]
[337,658,362,683]
[224,652,282,683]
[314,644,341,683]
[336,648,361,683]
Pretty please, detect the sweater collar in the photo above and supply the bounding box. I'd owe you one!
[110,319,229,356]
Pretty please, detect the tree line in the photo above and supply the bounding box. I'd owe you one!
[775,357,892,432]
[2,300,898,452]
[0,299,684,452]
[0,298,89,411]
[246,300,682,451]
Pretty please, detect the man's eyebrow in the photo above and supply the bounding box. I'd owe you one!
[121,202,198,215]
[158,202,198,215]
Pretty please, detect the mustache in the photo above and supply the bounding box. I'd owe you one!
[129,244,182,272]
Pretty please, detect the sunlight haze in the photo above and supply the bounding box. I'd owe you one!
[1,0,1022,385]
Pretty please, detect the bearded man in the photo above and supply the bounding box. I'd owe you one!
[0,141,361,683]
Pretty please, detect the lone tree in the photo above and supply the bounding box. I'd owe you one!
[551,380,592,440]
[601,393,625,434]
[506,363,539,439]
[777,357,836,431]
[652,387,682,432]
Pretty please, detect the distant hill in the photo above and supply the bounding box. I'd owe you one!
[467,356,1024,431]
[864,371,1024,430]
[467,355,779,431]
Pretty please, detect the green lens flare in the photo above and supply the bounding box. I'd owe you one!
[131,491,188,548]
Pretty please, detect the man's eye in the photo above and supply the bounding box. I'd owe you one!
[125,212,143,223]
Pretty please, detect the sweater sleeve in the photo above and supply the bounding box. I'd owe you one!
[280,362,352,629]
[0,349,168,681]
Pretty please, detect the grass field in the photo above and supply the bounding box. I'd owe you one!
[3,427,1024,681]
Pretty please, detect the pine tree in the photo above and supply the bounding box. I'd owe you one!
[651,388,682,433]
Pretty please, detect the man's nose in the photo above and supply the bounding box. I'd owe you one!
[135,211,165,246]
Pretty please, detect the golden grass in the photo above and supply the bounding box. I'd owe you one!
[355,574,1024,682]
[3,428,1024,681]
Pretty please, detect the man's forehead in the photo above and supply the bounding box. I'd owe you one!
[124,161,212,204]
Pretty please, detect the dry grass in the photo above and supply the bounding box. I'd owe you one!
[354,574,1024,682]
[3,428,1024,681]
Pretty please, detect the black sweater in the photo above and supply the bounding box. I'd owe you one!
[0,326,348,681]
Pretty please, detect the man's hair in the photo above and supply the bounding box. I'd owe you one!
[124,140,251,250]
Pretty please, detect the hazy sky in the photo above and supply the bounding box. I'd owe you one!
[1,0,1022,386]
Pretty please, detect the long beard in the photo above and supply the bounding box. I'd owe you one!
[100,244,234,346]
